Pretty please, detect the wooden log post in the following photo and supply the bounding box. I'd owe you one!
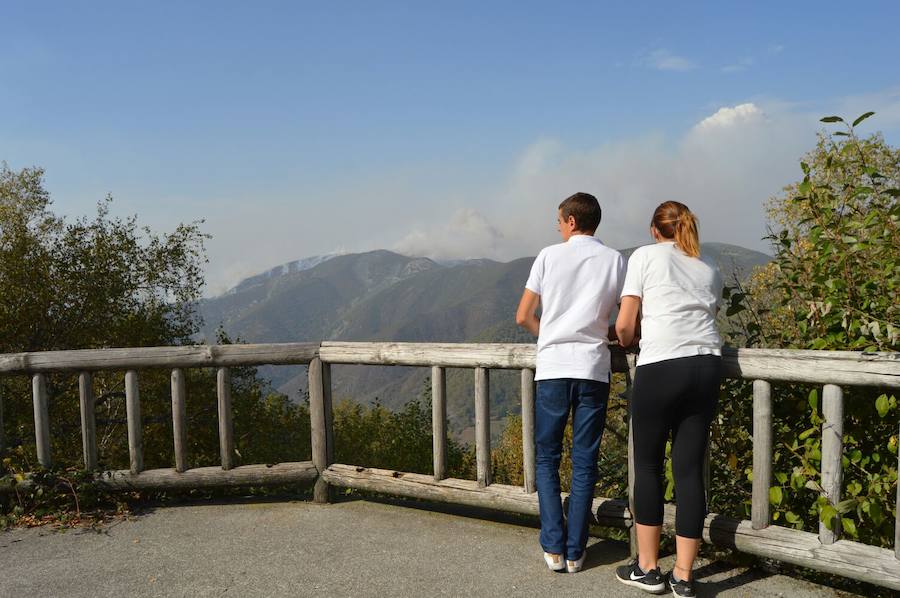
[820,384,844,544]
[521,368,536,494]
[217,367,234,470]
[309,358,334,503]
[171,369,188,472]
[323,363,334,467]
[32,374,51,468]
[125,370,143,474]
[894,422,900,560]
[625,353,638,558]
[78,372,98,470]
[432,366,447,481]
[0,388,5,454]
[475,367,492,488]
[752,380,773,530]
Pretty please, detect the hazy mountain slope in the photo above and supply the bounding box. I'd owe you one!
[199,243,771,435]
[200,250,438,343]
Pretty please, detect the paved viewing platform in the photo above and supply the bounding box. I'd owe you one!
[0,499,855,597]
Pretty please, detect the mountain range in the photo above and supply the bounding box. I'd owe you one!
[198,243,771,438]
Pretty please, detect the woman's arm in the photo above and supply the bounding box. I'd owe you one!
[515,289,541,337]
[615,295,642,348]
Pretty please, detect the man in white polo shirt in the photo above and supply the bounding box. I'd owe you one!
[516,192,625,573]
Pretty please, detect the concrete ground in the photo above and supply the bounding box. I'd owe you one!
[0,499,862,597]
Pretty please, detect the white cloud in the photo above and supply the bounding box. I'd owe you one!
[392,101,821,263]
[641,49,696,72]
[394,208,503,260]
[696,103,765,129]
[196,88,900,296]
[721,57,755,73]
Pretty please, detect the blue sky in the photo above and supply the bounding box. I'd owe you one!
[2,2,899,294]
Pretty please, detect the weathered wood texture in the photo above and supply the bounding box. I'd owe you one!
[323,363,334,465]
[625,353,638,559]
[321,463,899,591]
[628,414,638,559]
[125,370,143,474]
[322,464,630,528]
[0,391,4,453]
[0,343,896,387]
[96,462,317,490]
[309,358,333,503]
[0,462,318,494]
[475,367,491,487]
[171,369,188,473]
[78,372,97,470]
[520,368,535,494]
[2,341,899,588]
[820,384,844,544]
[659,504,900,591]
[217,368,234,470]
[31,374,51,467]
[0,343,319,374]
[431,366,447,481]
[321,341,537,369]
[751,380,772,530]
[318,342,899,387]
[722,347,900,388]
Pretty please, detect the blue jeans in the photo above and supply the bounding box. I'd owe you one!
[535,378,609,560]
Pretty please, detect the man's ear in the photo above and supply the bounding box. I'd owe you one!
[566,215,577,230]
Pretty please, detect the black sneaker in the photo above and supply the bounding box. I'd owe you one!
[667,571,696,597]
[615,560,666,593]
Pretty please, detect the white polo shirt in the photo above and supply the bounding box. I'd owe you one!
[620,242,723,367]
[525,235,625,382]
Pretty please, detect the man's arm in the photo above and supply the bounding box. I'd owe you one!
[515,289,541,337]
[615,295,641,348]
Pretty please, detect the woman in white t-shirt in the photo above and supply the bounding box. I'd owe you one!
[613,201,723,597]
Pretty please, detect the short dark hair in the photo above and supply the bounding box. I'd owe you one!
[558,192,601,233]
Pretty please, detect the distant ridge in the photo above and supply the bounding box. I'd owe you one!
[199,243,771,435]
[224,253,345,295]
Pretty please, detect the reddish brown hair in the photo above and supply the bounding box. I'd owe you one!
[651,201,700,258]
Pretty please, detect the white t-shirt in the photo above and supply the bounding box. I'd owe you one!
[525,235,626,382]
[620,242,723,367]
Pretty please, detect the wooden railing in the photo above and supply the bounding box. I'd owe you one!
[0,342,897,590]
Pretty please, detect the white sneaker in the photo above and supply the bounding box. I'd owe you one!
[543,552,565,571]
[566,553,586,573]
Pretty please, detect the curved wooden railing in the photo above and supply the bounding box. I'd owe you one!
[0,342,897,590]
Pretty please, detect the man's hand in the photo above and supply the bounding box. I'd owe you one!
[515,289,541,337]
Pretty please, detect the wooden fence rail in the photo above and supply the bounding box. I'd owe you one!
[0,342,897,590]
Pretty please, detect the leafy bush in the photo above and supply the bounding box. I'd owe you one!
[713,113,898,547]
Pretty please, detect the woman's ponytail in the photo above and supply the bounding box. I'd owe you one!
[651,201,701,258]
[674,210,700,257]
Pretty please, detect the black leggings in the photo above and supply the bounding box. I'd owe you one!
[631,354,722,539]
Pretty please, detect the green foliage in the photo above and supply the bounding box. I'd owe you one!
[0,445,129,528]
[764,116,898,352]
[716,114,899,548]
[0,164,208,353]
[0,165,316,525]
[334,380,470,477]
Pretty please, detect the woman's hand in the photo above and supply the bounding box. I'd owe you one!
[615,295,642,348]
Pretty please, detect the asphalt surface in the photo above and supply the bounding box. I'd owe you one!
[0,499,861,597]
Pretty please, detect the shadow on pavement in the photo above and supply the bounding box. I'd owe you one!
[692,559,773,596]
